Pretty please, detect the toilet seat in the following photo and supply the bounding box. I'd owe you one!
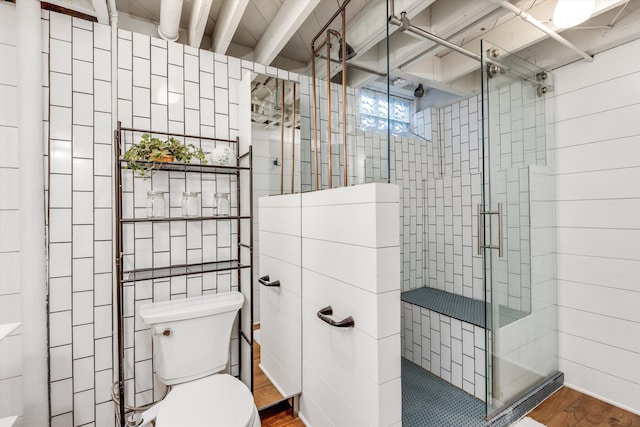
[155,374,260,427]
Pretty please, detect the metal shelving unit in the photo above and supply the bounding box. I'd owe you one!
[113,122,253,426]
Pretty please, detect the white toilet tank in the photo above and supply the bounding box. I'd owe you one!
[139,291,244,385]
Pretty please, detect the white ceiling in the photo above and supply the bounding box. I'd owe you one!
[52,0,640,105]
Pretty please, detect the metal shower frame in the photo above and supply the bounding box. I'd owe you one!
[310,0,351,190]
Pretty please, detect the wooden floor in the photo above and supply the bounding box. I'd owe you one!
[254,330,305,426]
[253,340,285,409]
[260,400,306,427]
[260,385,640,427]
[529,387,640,427]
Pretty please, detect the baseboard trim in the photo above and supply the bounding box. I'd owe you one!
[563,382,640,416]
[487,371,564,427]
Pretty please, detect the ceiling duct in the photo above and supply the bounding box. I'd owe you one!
[158,0,183,42]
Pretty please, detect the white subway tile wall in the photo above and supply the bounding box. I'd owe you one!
[39,9,304,424]
[401,302,487,400]
[46,12,114,427]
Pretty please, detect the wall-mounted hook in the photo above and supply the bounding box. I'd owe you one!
[273,158,280,166]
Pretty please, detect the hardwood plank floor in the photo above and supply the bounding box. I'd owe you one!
[253,341,285,409]
[253,329,305,426]
[260,400,305,427]
[529,387,640,427]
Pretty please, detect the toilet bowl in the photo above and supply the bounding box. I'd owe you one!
[155,374,260,427]
[138,292,260,427]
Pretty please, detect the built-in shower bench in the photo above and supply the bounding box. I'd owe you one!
[401,287,529,329]
[400,287,486,400]
[401,287,485,328]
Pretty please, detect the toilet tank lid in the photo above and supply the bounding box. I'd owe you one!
[139,291,244,324]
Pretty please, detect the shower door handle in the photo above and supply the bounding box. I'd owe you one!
[497,203,504,258]
[317,306,355,328]
[259,275,280,287]
[477,203,504,258]
[477,204,483,256]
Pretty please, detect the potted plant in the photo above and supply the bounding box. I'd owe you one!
[123,133,207,177]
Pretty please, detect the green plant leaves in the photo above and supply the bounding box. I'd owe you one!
[123,134,208,178]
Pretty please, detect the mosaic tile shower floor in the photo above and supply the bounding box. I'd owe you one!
[402,357,488,427]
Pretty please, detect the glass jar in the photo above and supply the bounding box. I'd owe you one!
[214,193,230,216]
[181,192,199,217]
[146,191,166,218]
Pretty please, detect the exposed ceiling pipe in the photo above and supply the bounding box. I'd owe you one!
[92,0,110,24]
[188,0,213,48]
[389,12,481,62]
[107,0,117,26]
[211,0,250,53]
[105,2,123,423]
[390,11,548,90]
[491,0,593,62]
[158,0,184,41]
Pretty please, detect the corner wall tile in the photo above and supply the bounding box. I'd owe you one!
[50,378,73,416]
[49,277,72,313]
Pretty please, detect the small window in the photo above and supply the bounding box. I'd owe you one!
[360,90,411,136]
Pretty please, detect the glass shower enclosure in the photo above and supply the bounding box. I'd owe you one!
[480,40,560,419]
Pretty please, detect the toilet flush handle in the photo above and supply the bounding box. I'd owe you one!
[154,328,172,337]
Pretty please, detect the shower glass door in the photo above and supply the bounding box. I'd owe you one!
[480,40,559,419]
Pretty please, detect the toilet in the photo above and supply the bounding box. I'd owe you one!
[137,291,260,427]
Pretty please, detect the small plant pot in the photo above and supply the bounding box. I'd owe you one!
[151,155,174,163]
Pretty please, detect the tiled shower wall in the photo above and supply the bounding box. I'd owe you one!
[400,97,486,397]
[420,86,547,306]
[416,96,484,296]
[401,83,549,394]
[43,11,304,425]
[297,79,436,293]
[298,82,390,193]
[401,303,486,401]
[486,79,550,313]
